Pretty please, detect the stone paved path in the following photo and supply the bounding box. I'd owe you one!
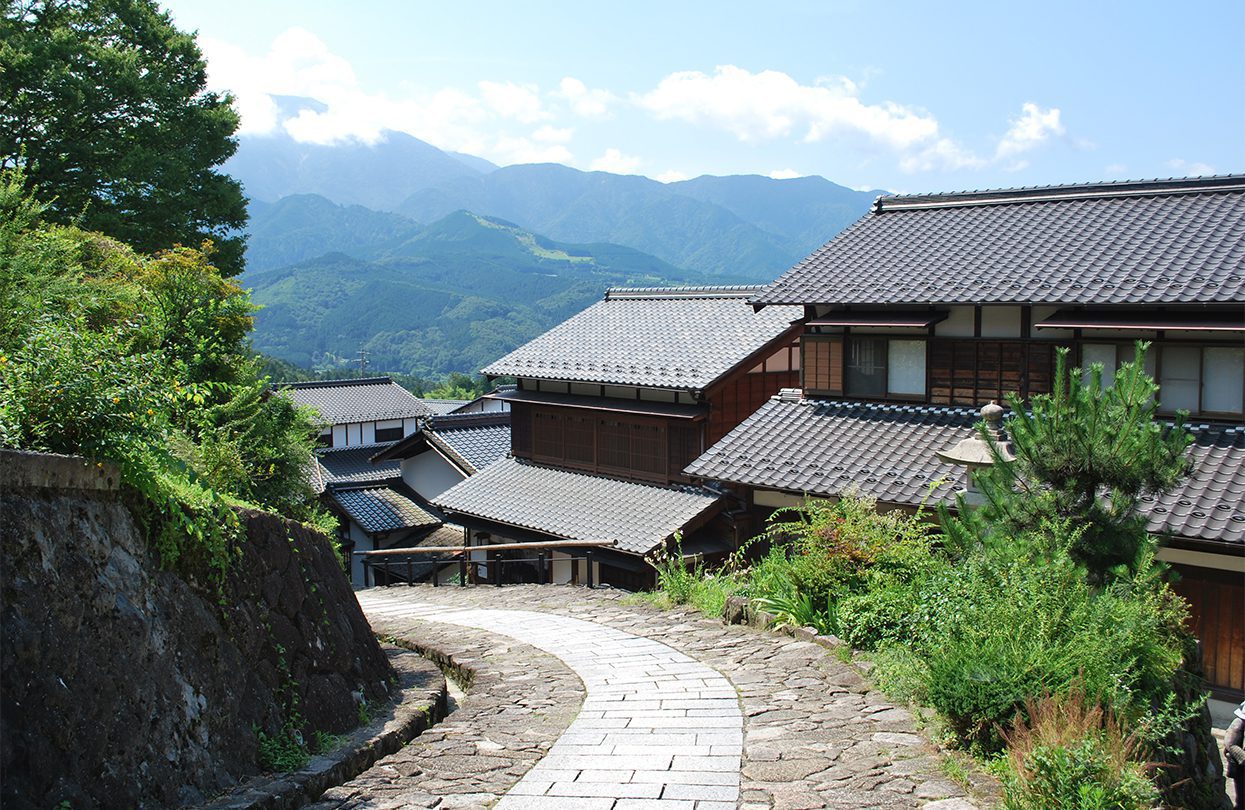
[333,585,997,810]
[362,594,743,809]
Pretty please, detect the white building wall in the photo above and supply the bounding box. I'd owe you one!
[401,451,467,501]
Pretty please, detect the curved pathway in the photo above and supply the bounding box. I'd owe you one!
[338,586,995,810]
[361,594,742,809]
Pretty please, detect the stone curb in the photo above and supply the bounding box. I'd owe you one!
[197,646,447,810]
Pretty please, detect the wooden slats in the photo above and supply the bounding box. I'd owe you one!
[802,336,843,396]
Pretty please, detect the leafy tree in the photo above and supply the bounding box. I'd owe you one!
[943,345,1192,579]
[0,0,248,274]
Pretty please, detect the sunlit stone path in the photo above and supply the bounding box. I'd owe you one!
[325,586,994,810]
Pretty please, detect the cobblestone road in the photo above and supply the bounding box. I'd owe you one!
[329,585,996,810]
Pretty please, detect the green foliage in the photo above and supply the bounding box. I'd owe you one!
[0,177,326,580]
[0,0,247,274]
[644,537,742,618]
[1001,690,1158,810]
[912,529,1187,754]
[752,590,839,636]
[243,209,711,378]
[943,345,1191,579]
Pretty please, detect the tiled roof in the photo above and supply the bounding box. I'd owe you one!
[422,398,470,415]
[279,377,432,425]
[685,395,1245,547]
[753,175,1245,307]
[330,485,441,535]
[432,457,722,555]
[423,413,511,474]
[482,286,802,389]
[316,442,402,486]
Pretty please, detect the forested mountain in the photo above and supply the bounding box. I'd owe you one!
[246,195,423,271]
[227,127,490,211]
[243,210,709,376]
[229,124,878,279]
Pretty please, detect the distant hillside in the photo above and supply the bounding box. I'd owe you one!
[227,128,484,210]
[395,166,879,278]
[246,195,423,271]
[244,210,709,376]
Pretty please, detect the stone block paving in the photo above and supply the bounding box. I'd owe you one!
[337,585,997,810]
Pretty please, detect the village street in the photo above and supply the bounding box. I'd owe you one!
[310,586,995,809]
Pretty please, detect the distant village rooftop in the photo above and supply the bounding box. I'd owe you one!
[752,174,1245,308]
[482,286,802,390]
[278,377,432,425]
[372,412,511,474]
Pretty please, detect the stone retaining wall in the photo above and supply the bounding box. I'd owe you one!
[0,450,394,808]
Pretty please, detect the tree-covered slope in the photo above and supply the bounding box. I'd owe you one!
[395,163,802,279]
[244,211,710,376]
[246,194,423,271]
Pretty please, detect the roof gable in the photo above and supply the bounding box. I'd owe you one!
[482,286,801,390]
[753,175,1245,307]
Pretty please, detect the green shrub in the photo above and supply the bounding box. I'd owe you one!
[753,590,838,636]
[646,538,742,618]
[912,538,1186,753]
[1001,690,1157,810]
[837,582,921,650]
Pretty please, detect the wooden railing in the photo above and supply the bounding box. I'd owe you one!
[354,539,614,589]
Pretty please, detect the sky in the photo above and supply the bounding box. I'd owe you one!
[162,0,1245,193]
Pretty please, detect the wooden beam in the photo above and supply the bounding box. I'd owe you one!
[355,539,616,556]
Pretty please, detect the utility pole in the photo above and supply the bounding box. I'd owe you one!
[356,349,369,377]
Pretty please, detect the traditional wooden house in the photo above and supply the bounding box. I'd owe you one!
[686,175,1245,700]
[430,286,804,589]
[281,376,432,447]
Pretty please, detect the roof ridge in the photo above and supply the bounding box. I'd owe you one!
[280,376,394,390]
[875,174,1245,213]
[427,412,510,430]
[604,285,765,300]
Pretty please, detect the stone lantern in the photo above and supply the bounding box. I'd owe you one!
[936,401,1016,508]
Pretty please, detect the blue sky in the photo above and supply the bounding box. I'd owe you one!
[163,0,1244,193]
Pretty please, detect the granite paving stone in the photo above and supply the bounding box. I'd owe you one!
[327,585,997,809]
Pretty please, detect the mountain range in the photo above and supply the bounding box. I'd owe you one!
[229,100,880,378]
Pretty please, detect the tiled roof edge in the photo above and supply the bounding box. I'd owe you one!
[426,412,510,430]
[278,376,395,390]
[604,285,765,300]
[875,174,1245,212]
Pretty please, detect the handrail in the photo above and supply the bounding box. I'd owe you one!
[354,538,614,556]
[355,545,600,589]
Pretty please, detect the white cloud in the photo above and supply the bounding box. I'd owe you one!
[200,28,492,147]
[995,103,1064,159]
[655,170,689,183]
[479,80,549,123]
[553,77,617,118]
[532,125,574,143]
[1167,158,1215,176]
[768,168,802,180]
[590,148,643,174]
[899,138,987,173]
[490,135,574,165]
[635,65,939,150]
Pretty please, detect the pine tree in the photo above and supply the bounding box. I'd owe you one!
[943,344,1192,580]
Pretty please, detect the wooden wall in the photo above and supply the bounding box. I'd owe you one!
[1170,563,1245,699]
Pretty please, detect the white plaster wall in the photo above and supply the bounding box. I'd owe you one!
[348,522,374,586]
[935,306,975,337]
[332,424,347,446]
[361,422,376,444]
[402,417,420,436]
[401,451,466,501]
[980,306,1021,338]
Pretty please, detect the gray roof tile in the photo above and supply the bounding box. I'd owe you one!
[424,413,511,474]
[331,485,440,534]
[280,377,432,425]
[421,398,470,415]
[482,286,802,389]
[317,442,402,485]
[753,175,1245,307]
[432,457,722,555]
[686,396,1245,547]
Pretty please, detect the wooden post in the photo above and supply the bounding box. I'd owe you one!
[585,550,595,589]
[538,551,546,585]
[459,555,468,586]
